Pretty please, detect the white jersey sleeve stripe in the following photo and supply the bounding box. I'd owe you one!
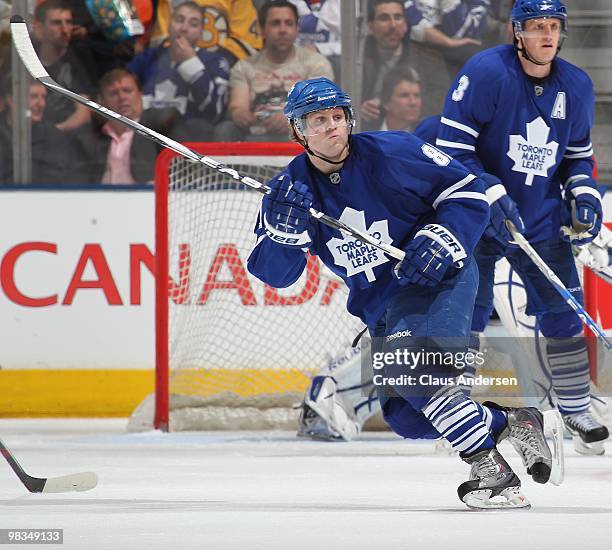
[564,174,590,187]
[436,139,476,151]
[566,143,593,152]
[441,191,488,204]
[432,174,477,209]
[564,150,594,159]
[570,186,601,200]
[440,117,480,138]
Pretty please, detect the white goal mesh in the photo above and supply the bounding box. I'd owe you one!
[129,143,363,431]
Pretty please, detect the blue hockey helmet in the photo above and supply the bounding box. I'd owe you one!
[284,77,354,133]
[511,0,568,33]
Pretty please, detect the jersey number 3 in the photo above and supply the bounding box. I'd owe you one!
[452,75,470,102]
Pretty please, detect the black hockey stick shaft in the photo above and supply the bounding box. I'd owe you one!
[10,15,405,262]
[0,437,45,492]
[0,437,98,493]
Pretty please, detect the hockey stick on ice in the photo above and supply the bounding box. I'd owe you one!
[506,220,612,353]
[0,438,97,493]
[9,15,405,262]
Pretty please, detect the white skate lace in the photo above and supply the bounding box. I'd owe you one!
[511,425,541,466]
[472,454,500,480]
[565,411,601,432]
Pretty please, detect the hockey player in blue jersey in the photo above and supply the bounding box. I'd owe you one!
[247,76,563,508]
[436,0,609,454]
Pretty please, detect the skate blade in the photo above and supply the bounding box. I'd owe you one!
[543,410,565,486]
[573,436,605,456]
[463,487,531,510]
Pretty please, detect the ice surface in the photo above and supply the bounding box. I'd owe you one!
[0,419,610,550]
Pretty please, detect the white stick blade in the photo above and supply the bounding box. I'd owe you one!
[10,16,50,79]
[42,472,98,493]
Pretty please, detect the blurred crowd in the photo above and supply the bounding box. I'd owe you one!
[0,0,515,184]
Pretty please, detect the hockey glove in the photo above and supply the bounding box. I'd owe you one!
[484,182,525,247]
[262,174,313,247]
[560,180,602,246]
[394,224,467,287]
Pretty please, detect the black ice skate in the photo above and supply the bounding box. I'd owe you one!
[458,447,529,509]
[563,410,609,456]
[484,402,564,486]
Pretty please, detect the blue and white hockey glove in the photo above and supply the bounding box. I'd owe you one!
[262,174,313,247]
[560,180,602,246]
[484,182,525,247]
[394,224,467,287]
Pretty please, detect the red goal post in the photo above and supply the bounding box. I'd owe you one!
[149,142,364,431]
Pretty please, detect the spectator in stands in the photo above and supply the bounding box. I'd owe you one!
[32,0,97,131]
[0,79,73,183]
[361,0,447,126]
[70,68,186,184]
[151,0,263,64]
[405,0,488,78]
[128,1,231,139]
[215,0,333,141]
[289,0,341,77]
[378,67,423,132]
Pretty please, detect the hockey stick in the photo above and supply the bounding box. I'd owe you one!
[506,220,612,353]
[0,438,97,493]
[10,15,405,262]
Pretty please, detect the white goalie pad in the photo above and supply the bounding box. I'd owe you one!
[303,376,360,441]
[297,332,383,440]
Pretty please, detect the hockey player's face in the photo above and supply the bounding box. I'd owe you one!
[519,18,562,64]
[303,107,349,157]
[369,3,407,50]
[169,6,203,46]
[263,7,298,54]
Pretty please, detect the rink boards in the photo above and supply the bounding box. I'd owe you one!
[0,187,610,416]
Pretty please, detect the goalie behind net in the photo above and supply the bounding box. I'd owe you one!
[128,143,364,432]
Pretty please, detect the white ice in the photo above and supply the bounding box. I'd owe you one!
[0,419,610,550]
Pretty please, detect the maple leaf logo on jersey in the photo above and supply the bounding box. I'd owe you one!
[507,117,559,186]
[326,208,392,283]
[150,80,188,115]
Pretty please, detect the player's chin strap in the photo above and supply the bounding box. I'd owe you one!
[292,119,353,166]
[303,138,351,165]
[515,37,557,67]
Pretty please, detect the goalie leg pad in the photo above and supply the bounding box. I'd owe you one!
[302,376,359,441]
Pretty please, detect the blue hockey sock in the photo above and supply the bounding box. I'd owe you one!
[478,402,507,440]
[422,386,496,455]
[547,337,591,415]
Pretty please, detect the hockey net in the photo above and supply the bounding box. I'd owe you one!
[128,143,364,432]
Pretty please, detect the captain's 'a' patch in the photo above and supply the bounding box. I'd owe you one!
[551,92,566,120]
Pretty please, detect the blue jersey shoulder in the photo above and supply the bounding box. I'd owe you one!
[460,44,517,81]
[351,130,426,159]
[554,56,594,96]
